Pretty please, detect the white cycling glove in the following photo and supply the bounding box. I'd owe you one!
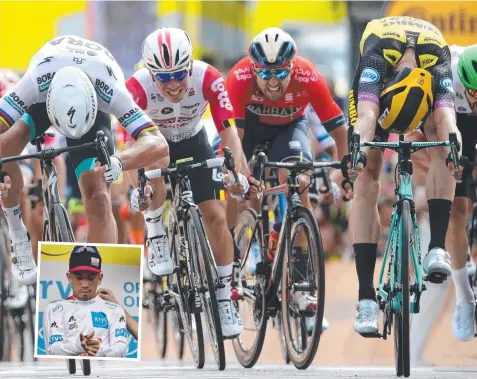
[130,185,153,212]
[103,156,123,183]
[330,181,340,203]
[226,172,250,200]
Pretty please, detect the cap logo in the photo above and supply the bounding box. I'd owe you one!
[91,257,100,267]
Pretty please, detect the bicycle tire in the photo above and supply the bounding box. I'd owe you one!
[188,207,225,370]
[169,212,204,368]
[50,203,75,243]
[48,203,78,372]
[155,300,167,359]
[171,311,185,359]
[395,200,411,377]
[281,206,325,369]
[231,208,267,368]
[67,359,76,374]
[277,311,290,364]
[81,359,91,376]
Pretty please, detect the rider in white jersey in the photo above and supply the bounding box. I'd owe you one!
[0,35,168,285]
[43,245,128,357]
[126,28,257,338]
[408,44,477,341]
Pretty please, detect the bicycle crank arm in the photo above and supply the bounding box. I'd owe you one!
[359,332,383,338]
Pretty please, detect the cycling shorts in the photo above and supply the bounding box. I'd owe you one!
[168,127,227,204]
[241,115,312,162]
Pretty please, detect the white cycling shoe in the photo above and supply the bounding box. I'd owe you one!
[146,235,173,276]
[218,299,243,339]
[305,315,329,335]
[452,301,476,341]
[11,235,37,285]
[354,299,379,335]
[423,247,452,278]
[6,279,29,309]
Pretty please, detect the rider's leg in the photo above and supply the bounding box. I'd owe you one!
[449,117,477,340]
[0,116,38,284]
[351,145,384,334]
[69,113,117,243]
[422,116,456,278]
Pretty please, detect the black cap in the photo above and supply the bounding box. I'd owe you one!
[68,245,102,273]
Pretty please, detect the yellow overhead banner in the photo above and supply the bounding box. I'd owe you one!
[0,1,87,70]
[386,1,477,46]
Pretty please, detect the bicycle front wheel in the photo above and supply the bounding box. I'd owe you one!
[281,206,325,369]
[395,200,411,377]
[188,207,226,370]
[50,204,75,243]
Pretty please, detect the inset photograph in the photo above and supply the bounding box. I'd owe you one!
[35,242,143,361]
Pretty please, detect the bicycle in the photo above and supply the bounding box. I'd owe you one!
[137,155,227,370]
[224,145,344,369]
[347,131,460,377]
[0,130,111,375]
[466,179,477,335]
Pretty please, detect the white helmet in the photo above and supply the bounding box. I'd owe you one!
[142,27,192,72]
[249,27,296,67]
[46,66,97,140]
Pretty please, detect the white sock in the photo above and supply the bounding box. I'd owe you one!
[452,266,474,303]
[217,263,233,300]
[3,204,28,241]
[143,206,165,238]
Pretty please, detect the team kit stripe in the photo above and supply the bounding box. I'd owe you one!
[0,108,14,126]
[131,122,157,139]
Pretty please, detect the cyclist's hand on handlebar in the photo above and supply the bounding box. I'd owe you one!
[0,172,11,200]
[318,181,340,205]
[246,175,262,200]
[130,185,153,212]
[341,180,354,201]
[224,172,250,199]
[94,156,123,183]
[132,185,153,212]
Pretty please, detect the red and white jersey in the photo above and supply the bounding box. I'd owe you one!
[126,60,235,143]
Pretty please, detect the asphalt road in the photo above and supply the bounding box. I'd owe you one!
[1,361,477,379]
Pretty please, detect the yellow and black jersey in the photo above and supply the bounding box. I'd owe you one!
[348,16,454,131]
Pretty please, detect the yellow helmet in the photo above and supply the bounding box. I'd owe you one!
[378,67,434,134]
[134,59,146,73]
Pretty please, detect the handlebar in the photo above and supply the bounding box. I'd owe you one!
[0,130,111,175]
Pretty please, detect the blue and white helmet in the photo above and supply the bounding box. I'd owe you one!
[249,27,296,67]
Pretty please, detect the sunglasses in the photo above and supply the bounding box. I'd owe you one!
[467,88,477,99]
[154,69,189,83]
[72,246,101,256]
[254,67,291,81]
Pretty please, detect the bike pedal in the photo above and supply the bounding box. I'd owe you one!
[360,332,382,338]
[424,273,448,284]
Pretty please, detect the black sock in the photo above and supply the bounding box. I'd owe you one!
[427,199,452,250]
[354,243,378,301]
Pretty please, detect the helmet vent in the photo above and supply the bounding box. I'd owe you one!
[178,55,189,66]
[274,34,279,42]
[162,44,170,67]
[265,34,269,43]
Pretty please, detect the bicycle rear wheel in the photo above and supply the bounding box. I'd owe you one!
[168,211,204,368]
[154,294,167,359]
[395,200,411,377]
[188,207,226,370]
[281,206,325,369]
[231,208,267,368]
[171,311,185,359]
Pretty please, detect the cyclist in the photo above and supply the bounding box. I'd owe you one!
[126,27,255,338]
[347,16,462,336]
[0,35,169,285]
[405,44,477,341]
[225,27,347,331]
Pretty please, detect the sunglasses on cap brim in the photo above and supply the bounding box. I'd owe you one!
[72,245,100,255]
[154,69,189,83]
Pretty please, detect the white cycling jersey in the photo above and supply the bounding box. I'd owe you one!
[43,295,128,357]
[0,35,156,139]
[126,60,234,143]
[305,104,336,150]
[450,45,472,115]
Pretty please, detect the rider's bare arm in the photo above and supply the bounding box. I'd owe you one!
[110,88,169,170]
[115,129,169,171]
